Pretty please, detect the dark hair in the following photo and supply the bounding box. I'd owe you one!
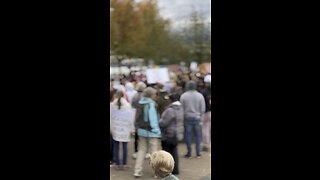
[116,91,124,109]
[110,90,115,102]
[169,93,180,102]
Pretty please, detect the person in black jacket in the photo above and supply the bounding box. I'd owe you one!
[159,93,184,175]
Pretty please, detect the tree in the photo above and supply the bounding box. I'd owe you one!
[110,0,172,65]
[110,0,143,58]
[181,9,211,64]
[109,1,211,66]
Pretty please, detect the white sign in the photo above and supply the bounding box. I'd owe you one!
[110,108,135,142]
[190,62,198,72]
[146,68,170,84]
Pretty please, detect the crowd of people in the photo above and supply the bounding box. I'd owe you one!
[109,69,211,179]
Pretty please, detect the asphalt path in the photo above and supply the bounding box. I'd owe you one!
[110,137,211,180]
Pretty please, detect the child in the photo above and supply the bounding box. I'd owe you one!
[150,150,180,180]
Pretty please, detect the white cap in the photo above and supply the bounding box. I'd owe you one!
[204,75,211,83]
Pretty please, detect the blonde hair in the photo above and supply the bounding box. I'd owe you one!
[150,150,175,178]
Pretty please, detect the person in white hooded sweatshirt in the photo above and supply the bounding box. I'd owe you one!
[110,90,134,169]
[125,82,138,104]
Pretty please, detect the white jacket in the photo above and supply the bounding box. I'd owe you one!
[110,98,134,142]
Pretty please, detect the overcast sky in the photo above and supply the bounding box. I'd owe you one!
[157,0,211,27]
[133,0,211,29]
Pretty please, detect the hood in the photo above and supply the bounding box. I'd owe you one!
[139,97,154,105]
[172,101,181,106]
[166,101,181,109]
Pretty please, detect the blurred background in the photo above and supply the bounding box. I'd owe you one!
[110,1,211,179]
[110,0,211,80]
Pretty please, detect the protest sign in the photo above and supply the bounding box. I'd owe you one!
[146,68,170,84]
[110,108,135,142]
[190,61,198,72]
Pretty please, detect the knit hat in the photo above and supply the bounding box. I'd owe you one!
[142,87,157,98]
[187,81,197,91]
[168,93,180,102]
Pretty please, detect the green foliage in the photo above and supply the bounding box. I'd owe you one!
[110,0,211,65]
[180,10,211,64]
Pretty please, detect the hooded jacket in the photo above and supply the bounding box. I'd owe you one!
[110,97,134,142]
[180,90,205,119]
[137,97,161,138]
[159,101,184,142]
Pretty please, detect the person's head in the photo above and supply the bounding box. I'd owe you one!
[186,80,197,91]
[142,87,157,101]
[204,74,211,84]
[204,74,211,88]
[155,83,164,90]
[150,150,175,178]
[168,93,180,103]
[136,81,147,92]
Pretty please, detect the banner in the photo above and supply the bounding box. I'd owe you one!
[146,68,170,84]
[190,61,198,72]
[110,108,135,142]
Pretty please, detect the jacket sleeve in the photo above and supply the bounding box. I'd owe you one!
[148,103,161,132]
[159,108,175,128]
[176,107,185,141]
[179,94,185,110]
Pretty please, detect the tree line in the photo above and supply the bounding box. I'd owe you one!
[110,0,211,65]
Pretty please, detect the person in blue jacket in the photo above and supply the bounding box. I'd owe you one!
[134,87,161,178]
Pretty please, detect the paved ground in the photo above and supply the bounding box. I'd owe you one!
[110,137,211,180]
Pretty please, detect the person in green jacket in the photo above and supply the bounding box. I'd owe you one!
[150,150,180,180]
[155,83,170,115]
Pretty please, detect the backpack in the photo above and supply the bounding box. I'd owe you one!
[172,105,184,141]
[134,103,152,131]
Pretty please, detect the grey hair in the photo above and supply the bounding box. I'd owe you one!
[142,87,157,98]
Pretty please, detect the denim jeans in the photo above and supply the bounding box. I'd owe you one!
[184,117,202,156]
[110,135,113,162]
[113,140,128,165]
